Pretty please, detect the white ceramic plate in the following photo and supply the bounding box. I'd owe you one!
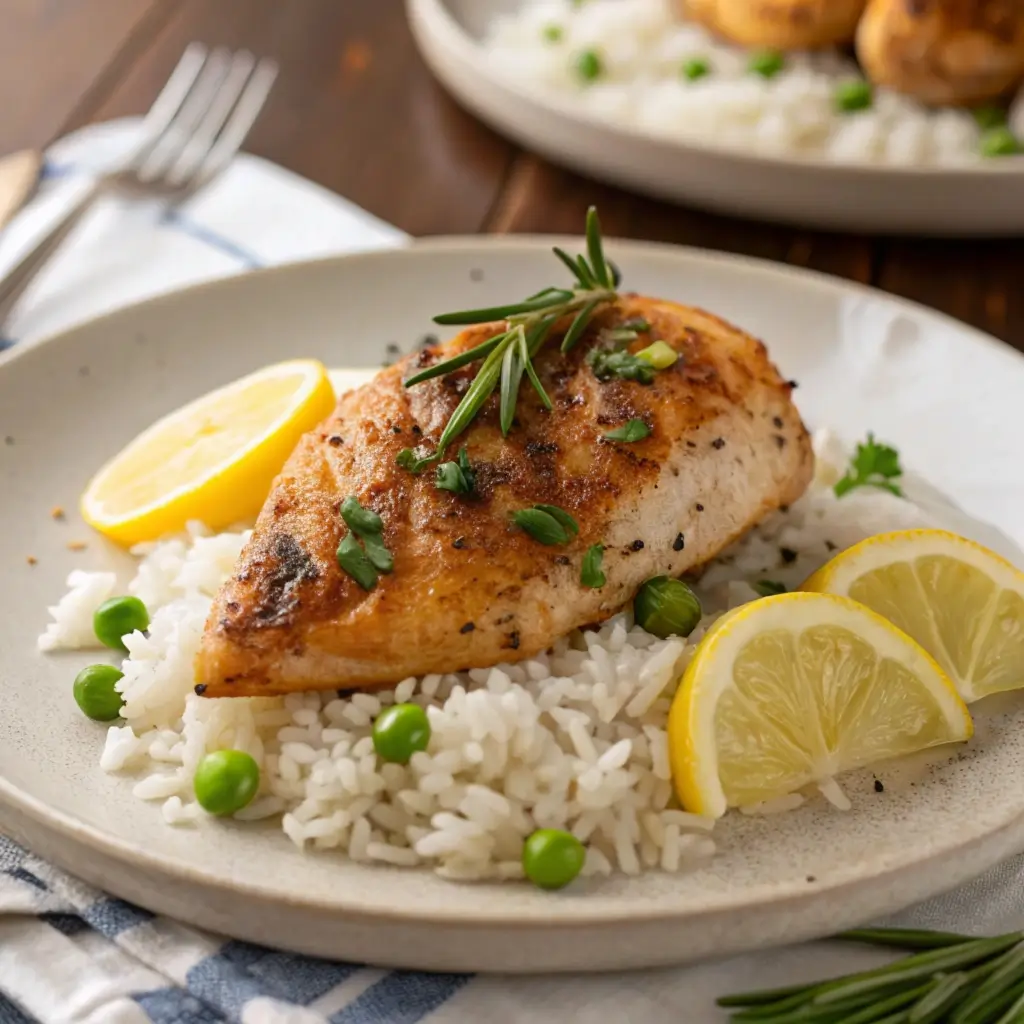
[407,0,1024,236]
[3,238,1024,974]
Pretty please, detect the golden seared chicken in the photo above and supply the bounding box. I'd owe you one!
[856,0,1024,105]
[196,297,812,698]
[680,0,867,49]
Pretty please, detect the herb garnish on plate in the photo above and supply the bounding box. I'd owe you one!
[720,927,1024,1023]
[337,497,394,590]
[397,207,618,473]
[835,433,903,498]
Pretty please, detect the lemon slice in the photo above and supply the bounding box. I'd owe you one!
[668,593,972,818]
[803,529,1024,703]
[81,360,335,546]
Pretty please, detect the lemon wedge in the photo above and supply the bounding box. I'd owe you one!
[81,360,335,546]
[668,593,972,818]
[803,529,1024,703]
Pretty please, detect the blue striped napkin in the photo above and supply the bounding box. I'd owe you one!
[3,119,1024,1024]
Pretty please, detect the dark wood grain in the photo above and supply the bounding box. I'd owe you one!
[876,239,1023,353]
[486,154,878,288]
[66,0,516,236]
[0,0,171,154]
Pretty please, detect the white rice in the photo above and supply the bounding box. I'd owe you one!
[40,429,937,881]
[481,0,1016,167]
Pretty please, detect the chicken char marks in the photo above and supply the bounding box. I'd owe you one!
[196,295,813,697]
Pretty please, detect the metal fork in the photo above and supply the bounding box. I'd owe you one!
[0,44,278,327]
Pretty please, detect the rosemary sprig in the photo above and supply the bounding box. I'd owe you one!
[719,927,1024,1024]
[397,207,618,472]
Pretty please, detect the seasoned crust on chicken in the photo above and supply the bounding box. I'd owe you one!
[196,296,813,698]
[679,0,867,50]
[856,0,1024,105]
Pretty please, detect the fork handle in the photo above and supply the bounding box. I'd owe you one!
[0,180,105,329]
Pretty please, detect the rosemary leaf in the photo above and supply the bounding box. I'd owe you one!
[908,972,970,1023]
[586,206,612,288]
[403,331,508,387]
[398,208,620,459]
[561,299,599,353]
[950,940,1024,1022]
[434,291,574,326]
[500,334,525,436]
[840,929,974,951]
[719,983,817,1008]
[983,976,1024,1023]
[812,936,1021,1006]
[521,319,554,409]
[576,254,598,288]
[552,246,589,285]
[436,338,508,455]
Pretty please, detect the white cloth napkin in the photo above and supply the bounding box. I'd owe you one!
[3,119,1024,1024]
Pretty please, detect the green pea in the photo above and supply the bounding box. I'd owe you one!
[522,829,586,890]
[681,57,710,82]
[835,80,872,113]
[543,24,563,43]
[73,664,124,721]
[372,703,431,764]
[93,596,150,651]
[634,576,702,638]
[973,105,1007,131]
[749,50,785,79]
[575,49,603,83]
[193,750,260,816]
[980,127,1020,158]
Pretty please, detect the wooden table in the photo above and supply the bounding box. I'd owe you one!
[5,0,1023,351]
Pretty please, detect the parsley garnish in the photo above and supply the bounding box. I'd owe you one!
[581,544,606,588]
[603,419,651,443]
[834,433,903,498]
[435,447,476,496]
[337,497,394,589]
[587,345,656,384]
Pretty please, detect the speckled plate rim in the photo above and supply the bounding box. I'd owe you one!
[2,237,1024,962]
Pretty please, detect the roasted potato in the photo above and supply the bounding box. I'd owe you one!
[856,0,1024,105]
[679,0,867,50]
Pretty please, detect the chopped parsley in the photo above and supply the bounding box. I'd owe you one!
[435,447,476,496]
[834,434,903,498]
[588,345,657,384]
[336,497,394,589]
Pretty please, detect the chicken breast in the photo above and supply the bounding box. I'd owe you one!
[856,0,1024,105]
[679,0,866,50]
[196,296,813,698]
